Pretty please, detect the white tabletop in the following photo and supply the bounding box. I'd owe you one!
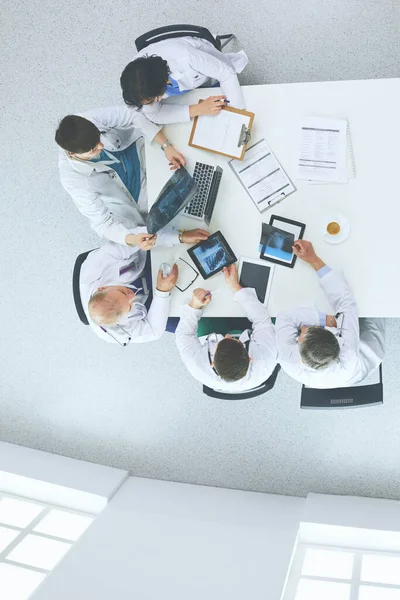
[146,79,400,317]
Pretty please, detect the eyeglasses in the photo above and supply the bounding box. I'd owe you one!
[174,257,199,292]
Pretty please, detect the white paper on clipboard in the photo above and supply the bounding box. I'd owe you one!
[191,110,251,158]
[229,139,296,212]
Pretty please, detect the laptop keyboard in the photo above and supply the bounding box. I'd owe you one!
[184,162,215,218]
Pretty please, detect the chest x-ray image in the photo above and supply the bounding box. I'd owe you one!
[192,236,229,275]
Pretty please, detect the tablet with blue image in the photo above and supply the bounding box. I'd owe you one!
[259,215,306,268]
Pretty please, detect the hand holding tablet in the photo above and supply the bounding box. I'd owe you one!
[187,231,237,280]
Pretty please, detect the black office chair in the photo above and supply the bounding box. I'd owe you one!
[135,24,235,53]
[203,364,281,400]
[300,364,383,409]
[72,249,97,325]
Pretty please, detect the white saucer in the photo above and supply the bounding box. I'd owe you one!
[324,215,350,245]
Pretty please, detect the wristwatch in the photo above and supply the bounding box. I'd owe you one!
[178,229,185,243]
[160,140,172,151]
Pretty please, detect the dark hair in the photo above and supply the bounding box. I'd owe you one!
[55,115,100,153]
[120,55,170,107]
[299,326,340,370]
[213,338,250,382]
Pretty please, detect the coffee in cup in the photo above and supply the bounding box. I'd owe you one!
[326,221,341,236]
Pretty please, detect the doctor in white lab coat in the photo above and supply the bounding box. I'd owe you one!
[276,240,385,388]
[56,105,185,245]
[175,264,277,391]
[120,36,248,124]
[80,227,209,345]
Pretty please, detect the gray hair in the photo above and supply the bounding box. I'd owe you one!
[299,326,340,370]
[88,290,123,326]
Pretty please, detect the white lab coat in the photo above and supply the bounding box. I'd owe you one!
[135,36,248,124]
[80,228,178,344]
[175,288,277,391]
[276,268,384,388]
[58,105,162,245]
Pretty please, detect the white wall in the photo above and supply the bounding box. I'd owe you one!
[0,442,128,513]
[31,477,304,600]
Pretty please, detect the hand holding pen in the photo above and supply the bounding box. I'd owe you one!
[189,288,213,309]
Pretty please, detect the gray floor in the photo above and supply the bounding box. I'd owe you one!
[1,0,400,499]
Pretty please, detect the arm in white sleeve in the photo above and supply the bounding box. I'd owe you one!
[318,267,360,350]
[141,101,191,125]
[154,226,180,247]
[60,171,137,245]
[234,288,276,359]
[175,304,205,375]
[83,105,162,141]
[187,48,245,109]
[128,291,171,343]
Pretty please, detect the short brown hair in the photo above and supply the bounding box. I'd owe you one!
[214,338,250,382]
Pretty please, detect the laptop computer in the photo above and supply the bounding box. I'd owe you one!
[183,162,223,227]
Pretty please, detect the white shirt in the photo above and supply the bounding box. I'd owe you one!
[135,36,248,124]
[175,288,277,391]
[80,228,178,344]
[58,105,162,245]
[276,267,382,388]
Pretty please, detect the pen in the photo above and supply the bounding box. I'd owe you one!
[204,290,220,298]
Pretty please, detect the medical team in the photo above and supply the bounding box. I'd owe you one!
[56,33,385,392]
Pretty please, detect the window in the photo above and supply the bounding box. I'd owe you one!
[0,493,94,600]
[283,543,400,600]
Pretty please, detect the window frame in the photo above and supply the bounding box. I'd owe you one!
[283,541,400,600]
[0,491,95,593]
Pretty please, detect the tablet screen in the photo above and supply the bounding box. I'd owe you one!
[239,261,272,303]
[189,231,237,279]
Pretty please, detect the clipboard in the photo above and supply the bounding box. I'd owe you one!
[188,104,255,160]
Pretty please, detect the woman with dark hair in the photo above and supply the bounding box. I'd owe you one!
[120,36,248,125]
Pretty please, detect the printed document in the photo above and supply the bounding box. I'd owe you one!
[298,117,348,183]
[229,139,296,213]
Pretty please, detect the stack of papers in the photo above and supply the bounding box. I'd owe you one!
[229,139,296,213]
[297,117,355,184]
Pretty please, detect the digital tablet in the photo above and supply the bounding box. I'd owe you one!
[188,231,237,280]
[238,258,274,306]
[259,215,306,268]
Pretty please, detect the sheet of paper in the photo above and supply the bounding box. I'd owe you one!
[229,139,296,212]
[192,110,250,157]
[297,117,348,183]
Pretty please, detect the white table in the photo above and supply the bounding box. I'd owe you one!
[146,79,400,317]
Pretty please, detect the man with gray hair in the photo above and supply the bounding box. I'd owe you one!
[79,226,208,345]
[276,240,385,388]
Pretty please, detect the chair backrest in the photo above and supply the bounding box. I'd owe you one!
[300,364,383,409]
[72,249,97,326]
[135,24,220,53]
[203,364,281,400]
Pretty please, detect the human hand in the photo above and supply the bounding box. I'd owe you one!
[156,263,178,292]
[189,288,212,309]
[164,145,186,170]
[180,229,209,244]
[292,240,318,263]
[223,264,242,292]
[326,314,337,328]
[125,233,157,250]
[198,95,226,116]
